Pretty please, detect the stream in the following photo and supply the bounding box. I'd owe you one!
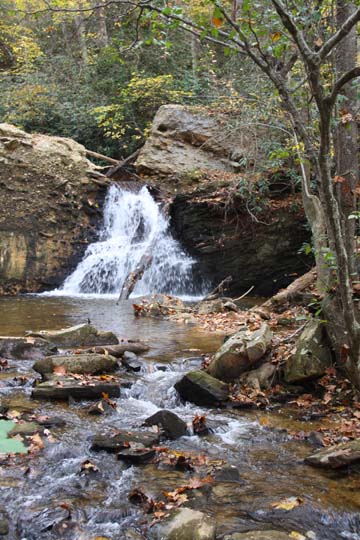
[0,295,360,540]
[1,185,359,540]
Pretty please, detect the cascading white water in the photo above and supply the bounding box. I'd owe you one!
[60,185,202,297]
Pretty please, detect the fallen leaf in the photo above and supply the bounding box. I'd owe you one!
[271,496,303,511]
[53,365,67,376]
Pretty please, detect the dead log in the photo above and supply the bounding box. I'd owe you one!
[203,276,233,301]
[84,342,150,357]
[86,149,120,165]
[118,252,153,302]
[106,148,141,177]
[254,268,317,315]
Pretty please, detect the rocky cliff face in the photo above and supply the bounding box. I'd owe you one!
[0,124,107,294]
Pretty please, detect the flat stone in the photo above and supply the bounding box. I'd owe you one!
[36,415,66,428]
[305,439,360,469]
[0,519,9,536]
[214,465,241,482]
[9,422,40,436]
[174,370,229,406]
[143,410,188,440]
[117,444,156,463]
[27,323,118,347]
[223,532,292,540]
[31,377,120,400]
[91,429,159,453]
[0,336,57,360]
[85,341,150,357]
[33,353,118,377]
[156,507,216,540]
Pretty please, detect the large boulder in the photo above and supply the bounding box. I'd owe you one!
[33,353,118,377]
[208,324,272,382]
[26,324,118,347]
[0,336,57,360]
[136,104,254,180]
[0,123,108,294]
[284,320,331,383]
[155,508,216,540]
[305,439,360,469]
[143,410,188,440]
[174,370,229,406]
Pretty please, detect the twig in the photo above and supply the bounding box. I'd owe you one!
[233,285,254,301]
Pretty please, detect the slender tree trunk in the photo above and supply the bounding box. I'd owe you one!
[95,4,108,48]
[334,0,359,276]
[75,0,88,67]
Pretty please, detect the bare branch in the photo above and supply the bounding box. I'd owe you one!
[319,7,360,59]
[326,66,360,107]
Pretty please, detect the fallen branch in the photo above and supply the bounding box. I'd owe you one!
[203,276,233,301]
[86,149,120,165]
[117,252,153,302]
[233,285,254,302]
[261,268,317,309]
[106,148,141,177]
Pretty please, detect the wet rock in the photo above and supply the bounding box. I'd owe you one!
[284,320,331,383]
[155,507,216,540]
[121,351,142,372]
[305,439,360,469]
[174,370,229,407]
[33,353,118,378]
[91,429,159,453]
[87,399,115,415]
[223,532,292,540]
[240,362,276,390]
[85,341,150,357]
[36,415,66,428]
[35,506,70,532]
[9,422,40,436]
[0,336,57,360]
[0,519,9,536]
[27,323,118,347]
[143,410,188,440]
[214,464,241,482]
[117,444,156,464]
[32,377,120,400]
[208,323,272,382]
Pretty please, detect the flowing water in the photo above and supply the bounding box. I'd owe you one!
[0,186,359,539]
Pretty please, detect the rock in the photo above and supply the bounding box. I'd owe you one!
[85,341,150,357]
[33,353,118,377]
[223,301,238,312]
[284,320,331,383]
[305,439,360,469]
[208,323,272,382]
[87,399,115,415]
[0,123,108,295]
[241,362,276,390]
[223,532,292,540]
[136,104,255,180]
[9,422,40,436]
[121,351,142,372]
[143,410,188,440]
[155,507,216,540]
[214,465,241,482]
[31,377,120,400]
[117,444,156,464]
[27,323,119,347]
[36,415,66,428]
[91,429,159,453]
[174,370,229,406]
[0,519,9,536]
[0,336,57,360]
[196,299,225,314]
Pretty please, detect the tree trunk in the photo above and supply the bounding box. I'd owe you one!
[75,0,88,67]
[95,4,108,48]
[334,0,359,276]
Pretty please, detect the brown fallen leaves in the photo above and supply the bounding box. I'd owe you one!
[271,496,304,511]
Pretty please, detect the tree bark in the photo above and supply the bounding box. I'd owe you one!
[75,0,88,67]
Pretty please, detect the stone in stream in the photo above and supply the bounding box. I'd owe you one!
[223,532,293,540]
[91,429,159,453]
[207,323,272,382]
[0,518,9,536]
[117,443,156,464]
[305,439,360,469]
[8,421,41,437]
[26,323,118,348]
[174,370,229,407]
[36,415,66,428]
[284,319,331,383]
[85,341,150,357]
[33,353,118,378]
[87,399,115,415]
[143,410,188,440]
[121,351,142,372]
[31,377,120,400]
[0,336,57,360]
[154,507,216,540]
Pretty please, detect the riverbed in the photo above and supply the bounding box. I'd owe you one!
[0,296,359,540]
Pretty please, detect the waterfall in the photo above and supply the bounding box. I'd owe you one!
[59,185,202,298]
